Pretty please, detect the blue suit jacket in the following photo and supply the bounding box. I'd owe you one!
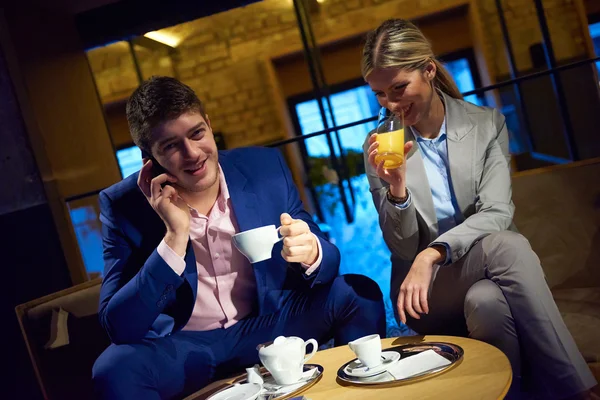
[98,147,340,344]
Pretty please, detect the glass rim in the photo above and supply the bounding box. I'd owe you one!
[377,107,391,123]
[378,107,405,122]
[377,108,404,130]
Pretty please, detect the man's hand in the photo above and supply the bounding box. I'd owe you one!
[397,246,445,324]
[138,159,190,256]
[279,213,319,265]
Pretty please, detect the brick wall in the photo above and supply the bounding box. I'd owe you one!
[87,0,590,149]
[87,42,174,104]
[476,0,588,78]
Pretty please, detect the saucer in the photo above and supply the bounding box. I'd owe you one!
[233,364,324,400]
[262,366,319,392]
[207,383,262,400]
[343,351,401,377]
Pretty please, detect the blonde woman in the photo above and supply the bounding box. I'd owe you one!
[362,19,597,400]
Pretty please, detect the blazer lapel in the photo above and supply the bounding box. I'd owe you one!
[405,127,438,238]
[182,240,198,302]
[219,152,261,231]
[443,92,476,216]
[218,151,266,308]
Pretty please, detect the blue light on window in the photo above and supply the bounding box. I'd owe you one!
[442,58,482,106]
[589,22,600,75]
[295,85,379,158]
[68,199,104,277]
[116,146,144,178]
[296,100,336,157]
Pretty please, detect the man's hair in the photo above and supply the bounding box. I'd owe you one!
[126,76,207,154]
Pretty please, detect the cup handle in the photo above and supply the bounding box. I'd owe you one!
[303,339,318,364]
[275,226,284,243]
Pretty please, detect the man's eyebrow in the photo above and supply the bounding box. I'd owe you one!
[157,135,177,148]
[187,122,206,134]
[156,122,207,148]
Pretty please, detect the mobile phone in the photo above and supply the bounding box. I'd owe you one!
[141,149,170,186]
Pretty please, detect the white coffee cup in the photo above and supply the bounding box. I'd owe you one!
[232,225,284,263]
[257,336,318,385]
[348,334,382,368]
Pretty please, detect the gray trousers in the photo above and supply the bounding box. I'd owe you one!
[402,231,596,399]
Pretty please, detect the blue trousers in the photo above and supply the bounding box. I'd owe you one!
[92,274,385,399]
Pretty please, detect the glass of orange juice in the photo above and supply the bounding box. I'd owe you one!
[375,111,405,169]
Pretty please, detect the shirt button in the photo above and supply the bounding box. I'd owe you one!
[215,252,220,259]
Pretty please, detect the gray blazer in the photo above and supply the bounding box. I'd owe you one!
[363,92,517,299]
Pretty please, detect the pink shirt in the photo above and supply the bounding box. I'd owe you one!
[157,166,322,331]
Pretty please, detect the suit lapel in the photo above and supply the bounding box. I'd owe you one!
[405,127,438,238]
[219,152,261,231]
[219,151,267,308]
[182,240,198,302]
[443,93,476,215]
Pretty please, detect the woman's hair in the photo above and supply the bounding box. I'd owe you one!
[362,19,462,99]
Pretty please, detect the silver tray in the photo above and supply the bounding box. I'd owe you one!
[232,363,323,400]
[337,342,464,386]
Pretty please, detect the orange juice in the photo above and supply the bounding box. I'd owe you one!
[375,128,405,169]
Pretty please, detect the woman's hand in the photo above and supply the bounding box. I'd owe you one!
[397,246,446,324]
[367,134,413,198]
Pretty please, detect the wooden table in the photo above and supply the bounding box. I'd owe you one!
[186,335,512,400]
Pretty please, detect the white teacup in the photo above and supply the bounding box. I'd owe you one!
[348,334,382,368]
[257,336,318,385]
[232,225,284,263]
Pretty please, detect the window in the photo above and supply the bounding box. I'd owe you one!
[589,21,600,81]
[442,57,483,106]
[116,145,144,179]
[438,48,486,106]
[67,195,104,278]
[294,84,379,158]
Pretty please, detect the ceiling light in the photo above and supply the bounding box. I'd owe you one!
[143,31,180,47]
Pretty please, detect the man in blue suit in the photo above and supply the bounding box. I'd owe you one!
[92,76,385,399]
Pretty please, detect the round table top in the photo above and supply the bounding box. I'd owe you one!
[187,335,512,400]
